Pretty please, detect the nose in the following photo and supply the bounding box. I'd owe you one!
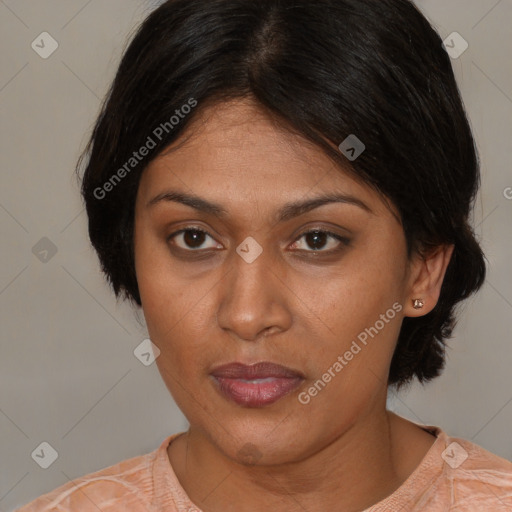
[216,245,292,342]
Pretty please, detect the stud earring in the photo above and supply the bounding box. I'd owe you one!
[413,298,425,309]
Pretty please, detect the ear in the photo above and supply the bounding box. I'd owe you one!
[404,244,455,317]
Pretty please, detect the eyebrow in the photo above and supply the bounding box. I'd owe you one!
[146,190,374,222]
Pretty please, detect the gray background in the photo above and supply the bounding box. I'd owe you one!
[1,1,511,510]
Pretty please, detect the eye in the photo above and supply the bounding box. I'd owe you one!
[166,227,350,255]
[167,228,222,251]
[290,229,350,253]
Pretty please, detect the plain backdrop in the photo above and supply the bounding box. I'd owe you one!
[1,1,511,510]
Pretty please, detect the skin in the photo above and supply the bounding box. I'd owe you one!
[133,97,454,512]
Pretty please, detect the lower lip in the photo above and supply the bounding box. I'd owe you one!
[211,376,304,407]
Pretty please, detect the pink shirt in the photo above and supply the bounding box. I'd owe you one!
[15,426,512,511]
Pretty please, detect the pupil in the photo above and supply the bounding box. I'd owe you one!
[184,230,205,248]
[307,231,327,250]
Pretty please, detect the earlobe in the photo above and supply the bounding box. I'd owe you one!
[405,244,455,317]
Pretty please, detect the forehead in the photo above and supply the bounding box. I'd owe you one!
[151,99,341,179]
[136,98,394,220]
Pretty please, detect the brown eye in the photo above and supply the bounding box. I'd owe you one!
[304,231,329,250]
[291,229,350,253]
[167,228,221,251]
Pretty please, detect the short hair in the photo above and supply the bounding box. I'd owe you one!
[78,0,486,389]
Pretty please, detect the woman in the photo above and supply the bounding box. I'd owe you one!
[17,0,512,510]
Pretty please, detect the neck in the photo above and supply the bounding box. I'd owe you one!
[168,408,436,512]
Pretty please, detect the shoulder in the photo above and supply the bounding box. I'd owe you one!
[14,440,166,512]
[437,432,512,510]
[366,424,512,511]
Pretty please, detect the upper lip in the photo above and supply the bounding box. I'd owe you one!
[210,361,305,379]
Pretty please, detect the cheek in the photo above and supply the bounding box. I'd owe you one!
[299,239,406,382]
[134,228,216,370]
[309,244,404,328]
[135,218,184,303]
[135,224,180,336]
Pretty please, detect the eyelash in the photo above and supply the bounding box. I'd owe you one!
[166,227,350,256]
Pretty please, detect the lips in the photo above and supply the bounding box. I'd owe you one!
[210,361,305,407]
[210,361,305,380]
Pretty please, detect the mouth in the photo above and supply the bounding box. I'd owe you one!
[210,361,305,408]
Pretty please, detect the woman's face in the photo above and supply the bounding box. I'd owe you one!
[134,98,417,464]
